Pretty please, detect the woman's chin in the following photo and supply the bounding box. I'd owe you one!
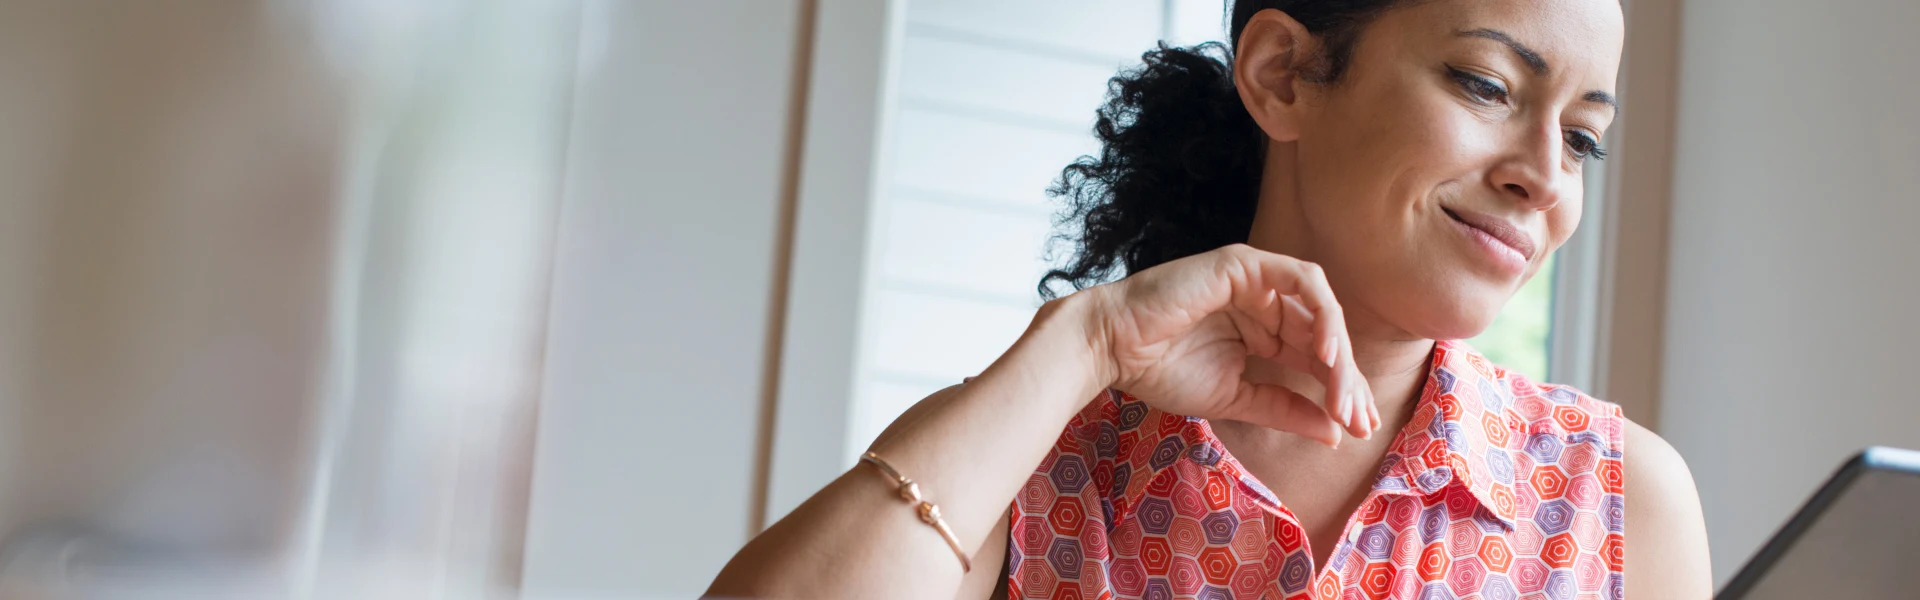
[1428,322,1496,342]
[1392,300,1504,342]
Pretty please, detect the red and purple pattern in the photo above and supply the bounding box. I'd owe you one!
[1007,340,1626,600]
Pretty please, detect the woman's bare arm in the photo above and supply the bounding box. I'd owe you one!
[870,388,1013,600]
[706,298,1108,598]
[951,504,1010,599]
[1623,420,1713,597]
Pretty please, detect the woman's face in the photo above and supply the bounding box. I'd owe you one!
[1246,0,1624,341]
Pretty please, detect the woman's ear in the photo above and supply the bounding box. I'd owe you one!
[1233,9,1316,143]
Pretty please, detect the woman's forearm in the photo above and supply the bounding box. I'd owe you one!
[706,294,1110,598]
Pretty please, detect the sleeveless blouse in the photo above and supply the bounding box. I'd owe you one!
[1006,340,1626,600]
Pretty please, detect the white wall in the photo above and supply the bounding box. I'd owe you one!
[519,1,804,598]
[1660,0,1920,585]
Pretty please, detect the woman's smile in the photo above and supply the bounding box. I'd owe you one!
[1441,205,1535,278]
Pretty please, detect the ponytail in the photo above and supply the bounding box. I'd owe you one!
[1040,42,1263,299]
[1039,0,1407,300]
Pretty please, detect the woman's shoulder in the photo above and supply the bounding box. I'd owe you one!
[1478,359,1711,594]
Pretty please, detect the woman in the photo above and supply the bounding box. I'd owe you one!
[711,0,1711,597]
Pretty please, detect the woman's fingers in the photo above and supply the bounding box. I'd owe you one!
[1269,257,1361,438]
[1271,339,1322,376]
[1224,247,1349,422]
[1267,343,1382,443]
[1275,295,1318,363]
[1367,373,1380,431]
[1226,286,1283,340]
[1215,245,1375,441]
[1334,315,1377,438]
[1276,294,1371,439]
[1336,318,1371,439]
[1225,381,1342,448]
[1224,307,1280,359]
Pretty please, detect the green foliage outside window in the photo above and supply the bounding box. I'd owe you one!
[1467,255,1554,382]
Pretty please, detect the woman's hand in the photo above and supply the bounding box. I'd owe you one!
[1077,244,1376,446]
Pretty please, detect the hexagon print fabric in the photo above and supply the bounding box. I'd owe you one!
[1006,340,1626,600]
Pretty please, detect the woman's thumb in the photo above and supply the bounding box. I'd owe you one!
[1225,381,1344,448]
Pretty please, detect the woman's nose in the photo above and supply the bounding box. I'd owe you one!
[1488,123,1569,211]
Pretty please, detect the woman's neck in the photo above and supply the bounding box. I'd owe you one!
[1343,311,1437,424]
[1241,140,1437,434]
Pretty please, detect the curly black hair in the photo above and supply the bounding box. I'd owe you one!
[1039,0,1408,300]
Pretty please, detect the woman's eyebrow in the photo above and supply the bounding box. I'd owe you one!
[1585,90,1620,115]
[1458,28,1548,75]
[1459,27,1618,116]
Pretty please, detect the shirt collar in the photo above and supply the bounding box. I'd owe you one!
[1128,340,1525,530]
[1371,339,1521,529]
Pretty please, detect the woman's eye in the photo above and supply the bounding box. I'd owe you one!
[1564,130,1608,161]
[1447,67,1509,105]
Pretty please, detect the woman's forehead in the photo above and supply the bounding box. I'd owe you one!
[1371,0,1625,86]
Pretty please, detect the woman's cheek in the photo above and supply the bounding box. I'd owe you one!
[1546,196,1583,250]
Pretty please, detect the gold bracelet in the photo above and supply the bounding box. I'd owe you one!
[860,451,971,573]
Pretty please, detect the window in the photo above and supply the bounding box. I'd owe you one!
[1469,255,1556,380]
[845,0,1169,455]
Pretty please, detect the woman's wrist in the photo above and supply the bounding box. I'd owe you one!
[1002,289,1115,410]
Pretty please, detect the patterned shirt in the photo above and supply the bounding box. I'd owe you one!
[1006,340,1626,600]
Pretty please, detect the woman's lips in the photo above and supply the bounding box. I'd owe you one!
[1443,207,1535,275]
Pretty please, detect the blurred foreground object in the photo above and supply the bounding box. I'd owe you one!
[0,0,580,597]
